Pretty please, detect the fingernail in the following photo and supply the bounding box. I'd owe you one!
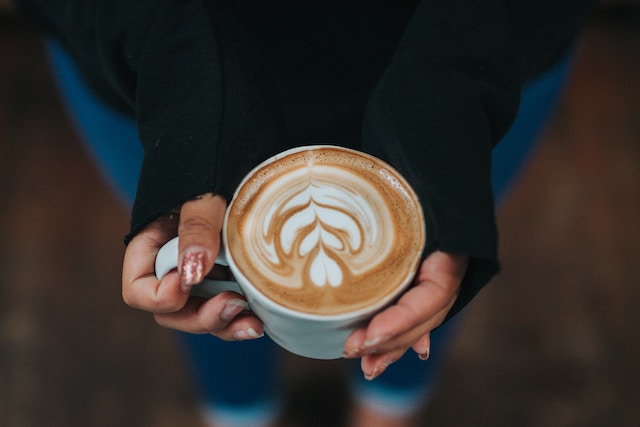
[362,335,389,354]
[342,346,363,359]
[233,328,264,341]
[364,336,381,347]
[364,368,379,381]
[221,299,249,321]
[364,360,391,381]
[181,251,205,289]
[365,365,385,381]
[418,347,430,361]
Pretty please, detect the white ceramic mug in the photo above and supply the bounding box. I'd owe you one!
[155,145,425,359]
[156,235,383,359]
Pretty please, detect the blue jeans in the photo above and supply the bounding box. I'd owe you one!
[46,38,572,418]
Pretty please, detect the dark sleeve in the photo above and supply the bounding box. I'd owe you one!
[132,0,284,241]
[16,0,283,242]
[361,0,598,320]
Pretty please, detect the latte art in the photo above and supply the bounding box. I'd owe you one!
[250,166,393,289]
[226,147,425,316]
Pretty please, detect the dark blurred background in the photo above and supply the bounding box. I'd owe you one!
[1,2,639,426]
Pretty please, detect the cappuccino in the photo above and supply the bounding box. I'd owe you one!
[225,146,425,316]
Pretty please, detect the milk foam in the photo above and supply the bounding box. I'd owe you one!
[246,165,393,289]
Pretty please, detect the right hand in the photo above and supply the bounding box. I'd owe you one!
[121,193,264,341]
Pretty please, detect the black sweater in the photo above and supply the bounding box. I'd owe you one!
[17,0,597,319]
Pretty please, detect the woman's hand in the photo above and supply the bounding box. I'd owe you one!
[121,193,264,341]
[343,251,468,379]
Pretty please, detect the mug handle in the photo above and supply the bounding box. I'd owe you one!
[155,237,243,298]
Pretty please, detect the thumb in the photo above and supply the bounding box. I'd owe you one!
[177,193,227,290]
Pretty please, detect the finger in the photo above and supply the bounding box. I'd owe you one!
[342,327,367,357]
[154,292,265,340]
[412,332,431,360]
[122,215,179,284]
[177,193,227,289]
[343,251,466,357]
[122,217,186,312]
[364,252,465,345]
[360,346,408,381]
[365,283,456,352]
[343,280,453,357]
[359,330,431,380]
[123,269,190,313]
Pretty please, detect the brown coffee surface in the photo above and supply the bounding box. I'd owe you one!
[226,147,425,316]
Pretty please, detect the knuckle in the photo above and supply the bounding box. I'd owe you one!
[121,288,135,307]
[151,294,183,312]
[126,288,182,313]
[121,284,143,310]
[178,215,216,235]
[199,315,225,335]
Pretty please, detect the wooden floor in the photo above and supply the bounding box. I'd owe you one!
[1,4,639,427]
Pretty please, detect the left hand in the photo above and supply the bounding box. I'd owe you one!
[122,193,264,340]
[343,251,468,379]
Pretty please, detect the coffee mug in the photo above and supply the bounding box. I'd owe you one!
[155,145,426,359]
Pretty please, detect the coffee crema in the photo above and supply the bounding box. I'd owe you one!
[226,147,425,316]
